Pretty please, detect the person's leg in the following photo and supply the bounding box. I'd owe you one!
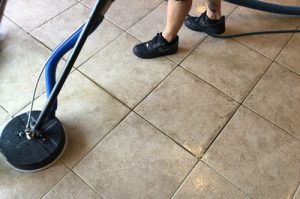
[162,0,192,42]
[184,0,225,34]
[206,0,222,20]
[133,0,192,59]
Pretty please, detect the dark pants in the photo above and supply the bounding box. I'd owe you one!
[0,0,7,23]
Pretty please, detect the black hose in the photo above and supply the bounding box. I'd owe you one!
[224,0,300,15]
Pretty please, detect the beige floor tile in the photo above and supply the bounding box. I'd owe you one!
[0,16,27,50]
[0,35,61,114]
[244,62,300,140]
[43,172,100,199]
[32,3,123,67]
[23,71,130,168]
[74,112,197,199]
[81,0,163,30]
[276,33,300,75]
[226,7,296,59]
[182,38,272,102]
[128,0,237,64]
[79,33,176,108]
[4,0,76,31]
[202,106,300,199]
[135,67,238,157]
[0,159,69,199]
[172,161,249,199]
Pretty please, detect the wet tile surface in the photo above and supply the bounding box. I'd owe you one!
[32,3,123,67]
[244,63,300,140]
[203,106,300,199]
[79,33,176,108]
[136,67,238,157]
[0,35,54,114]
[0,159,69,199]
[4,0,76,31]
[24,71,130,168]
[74,112,197,199]
[172,161,249,199]
[43,172,101,199]
[181,38,272,102]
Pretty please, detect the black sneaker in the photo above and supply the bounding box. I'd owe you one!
[133,33,178,59]
[184,11,225,35]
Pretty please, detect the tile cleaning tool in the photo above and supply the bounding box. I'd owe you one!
[0,0,299,173]
[211,0,300,38]
[0,0,114,172]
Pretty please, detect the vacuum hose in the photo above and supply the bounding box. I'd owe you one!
[224,0,300,15]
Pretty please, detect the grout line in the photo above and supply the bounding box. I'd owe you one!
[200,160,254,199]
[169,160,200,199]
[71,170,105,199]
[0,105,9,114]
[134,110,197,158]
[242,105,300,142]
[39,164,71,199]
[70,110,132,170]
[274,60,300,77]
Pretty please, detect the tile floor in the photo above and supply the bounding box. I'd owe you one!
[0,0,300,198]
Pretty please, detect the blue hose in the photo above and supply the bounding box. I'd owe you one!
[45,21,100,114]
[224,0,300,15]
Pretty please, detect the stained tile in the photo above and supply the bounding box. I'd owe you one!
[22,71,130,168]
[0,159,69,199]
[43,172,100,199]
[79,33,176,108]
[182,38,272,102]
[276,33,300,75]
[0,16,27,50]
[136,67,238,157]
[81,0,163,30]
[226,6,296,59]
[4,0,76,31]
[172,162,249,199]
[244,62,300,140]
[0,35,62,114]
[202,106,300,199]
[32,3,123,67]
[74,112,197,199]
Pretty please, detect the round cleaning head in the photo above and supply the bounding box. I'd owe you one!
[0,111,67,172]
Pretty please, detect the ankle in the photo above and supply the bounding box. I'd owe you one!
[162,32,176,43]
[206,10,221,20]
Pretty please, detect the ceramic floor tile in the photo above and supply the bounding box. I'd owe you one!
[226,6,296,59]
[135,67,239,157]
[79,33,176,108]
[0,16,27,50]
[81,0,163,30]
[32,3,123,67]
[4,0,76,31]
[43,172,101,199]
[172,161,249,199]
[22,70,130,168]
[182,38,272,102]
[0,35,62,114]
[202,106,300,199]
[276,33,300,75]
[74,112,197,199]
[244,62,300,140]
[0,159,69,199]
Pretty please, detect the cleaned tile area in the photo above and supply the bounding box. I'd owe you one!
[74,113,197,199]
[1,0,300,198]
